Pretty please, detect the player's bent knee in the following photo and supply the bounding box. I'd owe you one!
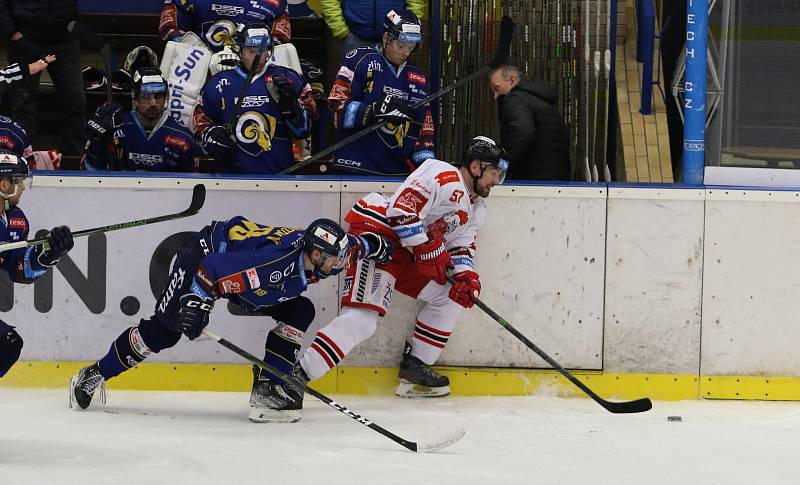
[138,318,182,353]
[273,296,316,331]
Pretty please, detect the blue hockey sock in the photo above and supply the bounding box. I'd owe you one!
[98,327,152,379]
[259,323,305,384]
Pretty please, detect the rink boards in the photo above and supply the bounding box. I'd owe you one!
[3,175,800,401]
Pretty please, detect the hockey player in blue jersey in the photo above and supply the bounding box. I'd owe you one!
[327,8,435,176]
[69,217,391,422]
[193,24,316,174]
[159,0,291,52]
[0,152,74,378]
[82,67,200,172]
[0,115,32,161]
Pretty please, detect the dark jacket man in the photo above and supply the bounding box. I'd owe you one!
[491,66,570,181]
[0,0,85,159]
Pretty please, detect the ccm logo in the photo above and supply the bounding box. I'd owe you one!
[185,299,212,311]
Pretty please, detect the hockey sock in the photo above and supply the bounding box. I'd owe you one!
[98,326,155,379]
[259,323,305,384]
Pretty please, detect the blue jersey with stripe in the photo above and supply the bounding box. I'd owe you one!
[0,207,49,284]
[193,216,309,311]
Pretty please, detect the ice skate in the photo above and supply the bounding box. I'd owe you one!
[248,365,305,423]
[396,346,451,398]
[69,363,106,410]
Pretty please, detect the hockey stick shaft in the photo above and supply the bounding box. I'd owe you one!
[67,21,112,103]
[448,277,652,414]
[0,184,206,253]
[225,39,271,134]
[280,16,515,175]
[201,329,463,453]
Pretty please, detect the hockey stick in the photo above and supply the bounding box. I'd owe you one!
[224,36,272,135]
[67,20,113,104]
[201,329,465,453]
[280,16,515,175]
[0,184,206,253]
[448,276,653,414]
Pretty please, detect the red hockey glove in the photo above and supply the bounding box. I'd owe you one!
[448,271,481,308]
[412,237,453,285]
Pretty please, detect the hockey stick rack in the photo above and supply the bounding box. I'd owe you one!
[201,329,465,453]
[280,15,516,175]
[0,184,206,253]
[448,277,653,414]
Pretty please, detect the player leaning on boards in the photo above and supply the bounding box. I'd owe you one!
[69,217,390,423]
[297,136,508,402]
[0,153,73,378]
[82,67,200,172]
[327,8,435,176]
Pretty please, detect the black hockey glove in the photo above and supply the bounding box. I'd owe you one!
[86,102,123,143]
[272,75,304,121]
[38,225,74,267]
[176,293,214,341]
[200,125,236,162]
[362,92,414,127]
[358,232,392,264]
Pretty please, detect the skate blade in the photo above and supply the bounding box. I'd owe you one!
[248,406,302,423]
[395,379,451,398]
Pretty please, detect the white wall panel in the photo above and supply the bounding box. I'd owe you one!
[702,189,800,375]
[604,188,705,374]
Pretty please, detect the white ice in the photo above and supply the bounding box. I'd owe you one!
[1,388,797,485]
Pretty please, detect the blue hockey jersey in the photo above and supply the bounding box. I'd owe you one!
[328,45,435,176]
[0,207,50,284]
[0,116,32,160]
[159,0,291,52]
[83,111,199,172]
[193,64,315,174]
[191,217,310,312]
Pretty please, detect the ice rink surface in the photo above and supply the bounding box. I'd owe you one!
[1,388,797,485]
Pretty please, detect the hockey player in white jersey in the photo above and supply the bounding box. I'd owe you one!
[297,136,508,399]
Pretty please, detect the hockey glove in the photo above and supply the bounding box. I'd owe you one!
[38,225,74,267]
[272,75,304,121]
[200,125,236,162]
[448,270,481,308]
[358,232,393,264]
[412,237,454,285]
[176,293,214,341]
[362,92,415,127]
[86,102,122,143]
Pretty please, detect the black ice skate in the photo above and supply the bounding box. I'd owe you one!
[69,363,107,410]
[248,365,305,423]
[396,343,451,398]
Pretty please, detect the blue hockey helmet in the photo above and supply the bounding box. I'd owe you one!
[382,9,423,47]
[303,218,352,278]
[132,67,168,98]
[0,151,32,208]
[234,23,274,51]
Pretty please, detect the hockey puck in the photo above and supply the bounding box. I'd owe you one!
[667,415,682,422]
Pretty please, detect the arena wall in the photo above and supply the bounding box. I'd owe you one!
[3,175,799,401]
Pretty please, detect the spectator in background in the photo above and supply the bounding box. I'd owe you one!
[489,65,571,181]
[82,68,199,173]
[159,0,291,52]
[320,0,426,52]
[0,1,86,160]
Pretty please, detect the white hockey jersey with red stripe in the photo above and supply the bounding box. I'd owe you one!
[346,158,486,273]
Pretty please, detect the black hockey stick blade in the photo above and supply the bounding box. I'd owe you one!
[201,328,465,453]
[280,17,516,175]
[0,184,206,253]
[489,16,515,69]
[448,276,653,414]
